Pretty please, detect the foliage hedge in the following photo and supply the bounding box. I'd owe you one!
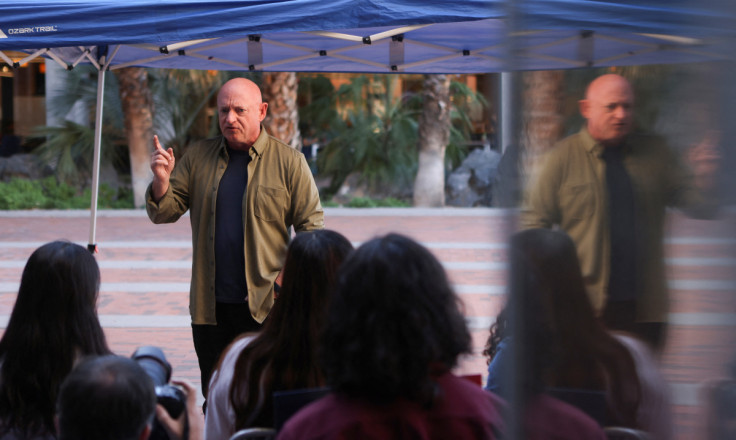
[0,177,411,210]
[321,197,410,208]
[0,177,133,210]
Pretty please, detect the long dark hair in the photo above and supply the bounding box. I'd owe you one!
[0,241,110,438]
[229,230,353,429]
[321,233,472,406]
[484,229,641,427]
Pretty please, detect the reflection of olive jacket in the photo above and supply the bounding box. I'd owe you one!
[521,127,712,322]
[146,127,324,325]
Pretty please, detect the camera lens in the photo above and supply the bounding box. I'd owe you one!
[131,346,172,387]
[131,346,185,440]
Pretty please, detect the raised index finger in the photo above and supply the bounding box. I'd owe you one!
[153,135,165,152]
[153,135,172,161]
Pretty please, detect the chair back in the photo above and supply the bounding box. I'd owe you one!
[229,427,276,440]
[548,387,608,426]
[272,387,330,431]
[603,426,651,440]
[704,378,736,440]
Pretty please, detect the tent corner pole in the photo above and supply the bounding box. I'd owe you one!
[88,64,106,254]
[500,71,514,154]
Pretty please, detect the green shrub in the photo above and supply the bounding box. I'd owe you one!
[347,197,378,208]
[40,177,87,209]
[0,177,133,210]
[376,197,410,207]
[108,187,134,209]
[79,184,133,209]
[0,179,47,209]
[321,199,340,208]
[344,196,410,208]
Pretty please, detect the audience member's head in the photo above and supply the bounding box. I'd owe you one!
[57,355,156,440]
[0,241,110,438]
[321,233,472,405]
[229,229,353,429]
[485,229,640,425]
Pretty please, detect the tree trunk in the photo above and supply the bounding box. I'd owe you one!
[116,67,154,208]
[521,70,565,174]
[261,72,300,149]
[413,74,451,207]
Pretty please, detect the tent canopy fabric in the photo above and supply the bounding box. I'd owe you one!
[1,0,733,74]
[1,1,500,48]
[0,0,733,247]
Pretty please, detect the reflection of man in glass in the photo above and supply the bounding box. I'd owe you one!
[521,73,718,351]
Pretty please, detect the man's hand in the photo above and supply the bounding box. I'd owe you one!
[688,130,721,191]
[155,380,203,440]
[151,135,175,202]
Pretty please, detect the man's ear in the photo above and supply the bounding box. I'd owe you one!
[578,99,590,119]
[258,102,269,121]
[139,424,152,440]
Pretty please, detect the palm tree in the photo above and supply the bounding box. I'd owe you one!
[520,70,565,175]
[413,74,451,207]
[116,67,154,207]
[315,75,419,199]
[307,73,485,202]
[262,72,300,148]
[34,65,126,188]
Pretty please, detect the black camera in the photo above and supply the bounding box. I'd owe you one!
[131,346,187,440]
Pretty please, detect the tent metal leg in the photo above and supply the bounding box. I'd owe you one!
[88,64,106,253]
[500,71,514,154]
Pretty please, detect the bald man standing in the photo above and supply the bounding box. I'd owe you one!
[521,73,717,351]
[146,78,324,401]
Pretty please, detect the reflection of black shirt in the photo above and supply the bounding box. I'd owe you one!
[215,147,251,303]
[602,146,638,302]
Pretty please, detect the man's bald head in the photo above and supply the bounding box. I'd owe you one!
[219,78,264,102]
[579,74,634,147]
[217,78,268,150]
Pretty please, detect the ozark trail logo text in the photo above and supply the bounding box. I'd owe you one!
[1,25,59,38]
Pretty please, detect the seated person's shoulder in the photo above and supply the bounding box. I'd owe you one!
[276,394,341,440]
[526,394,606,440]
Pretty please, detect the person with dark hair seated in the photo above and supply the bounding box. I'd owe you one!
[485,229,671,439]
[277,233,504,440]
[205,230,353,438]
[56,355,156,440]
[58,354,205,440]
[0,241,111,439]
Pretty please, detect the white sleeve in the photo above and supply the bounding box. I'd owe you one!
[204,336,255,440]
[613,333,673,440]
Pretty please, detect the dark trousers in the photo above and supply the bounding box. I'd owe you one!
[602,299,667,353]
[192,302,263,400]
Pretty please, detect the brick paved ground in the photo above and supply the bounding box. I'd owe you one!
[0,207,734,439]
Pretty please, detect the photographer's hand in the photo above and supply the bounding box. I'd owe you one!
[155,380,204,440]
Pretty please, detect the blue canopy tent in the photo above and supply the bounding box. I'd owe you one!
[2,1,731,73]
[0,0,733,249]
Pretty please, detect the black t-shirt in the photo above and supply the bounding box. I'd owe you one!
[214,147,251,303]
[602,146,638,302]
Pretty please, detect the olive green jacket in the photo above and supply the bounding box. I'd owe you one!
[145,127,324,325]
[521,128,713,322]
